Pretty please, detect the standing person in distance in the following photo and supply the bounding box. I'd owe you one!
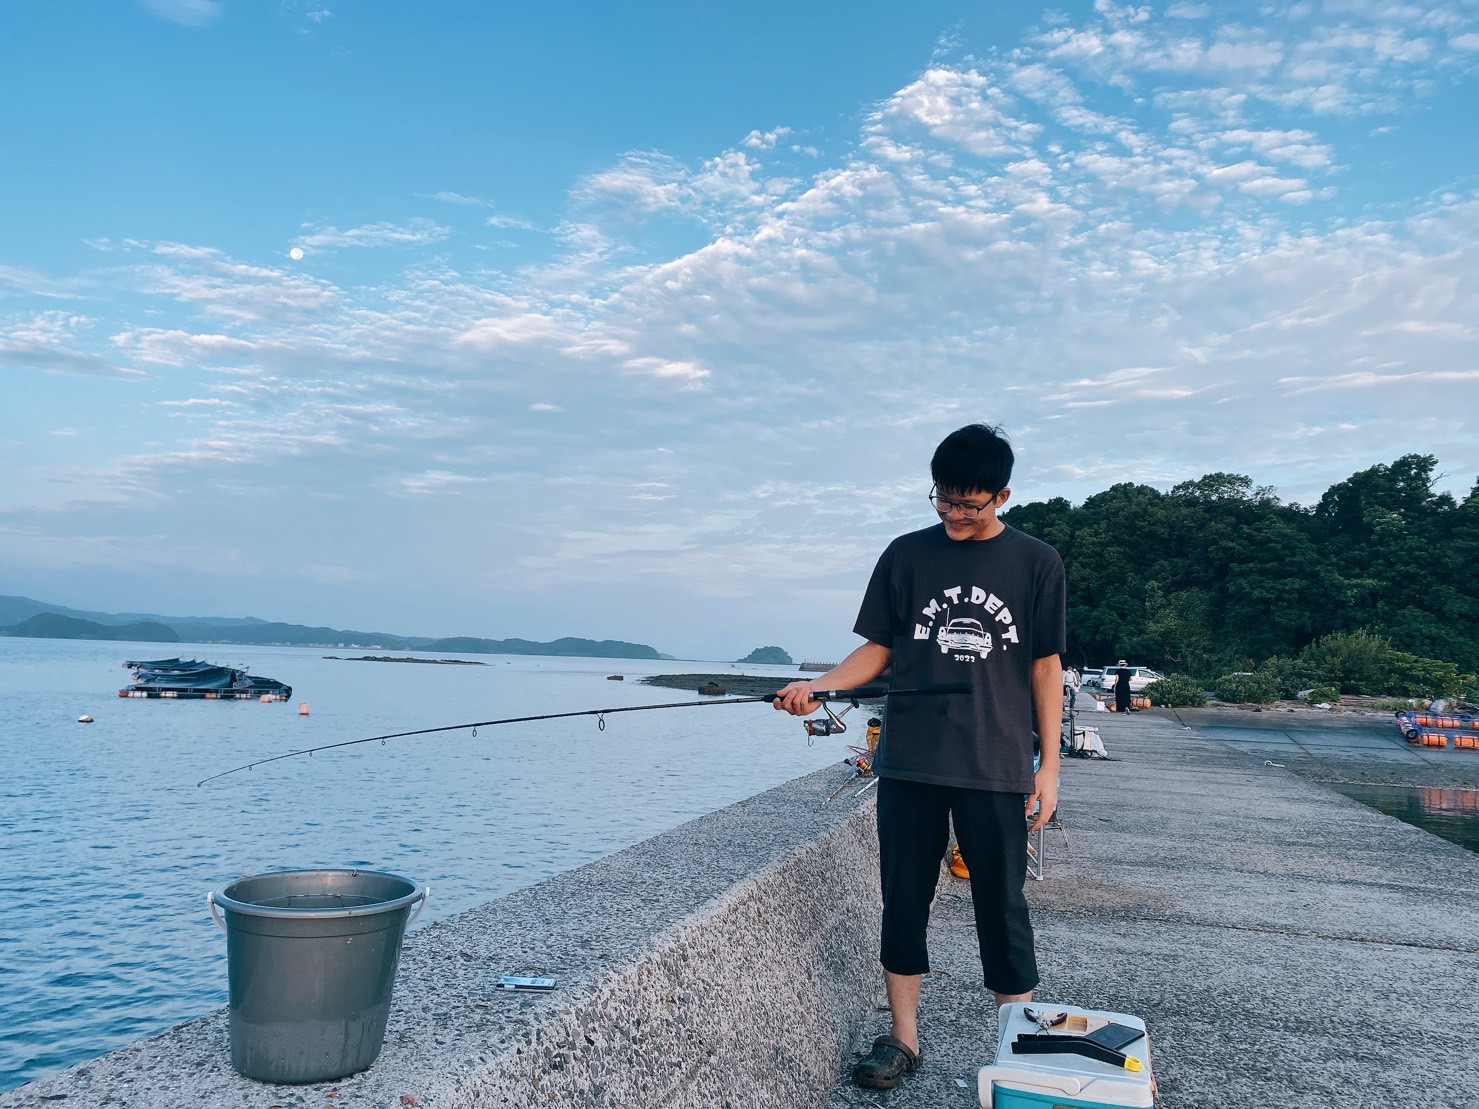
[773,423,1065,1091]
[1064,665,1080,711]
[1113,659,1133,714]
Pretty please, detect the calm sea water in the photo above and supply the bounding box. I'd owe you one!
[1325,782,1479,853]
[0,639,843,1092]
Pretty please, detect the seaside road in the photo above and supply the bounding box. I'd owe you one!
[825,710,1479,1109]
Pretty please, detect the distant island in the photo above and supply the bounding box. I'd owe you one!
[736,645,793,665]
[418,636,661,659]
[0,594,663,660]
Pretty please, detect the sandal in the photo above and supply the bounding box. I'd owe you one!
[948,843,970,880]
[852,1034,924,1089]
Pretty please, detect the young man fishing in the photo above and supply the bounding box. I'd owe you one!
[773,423,1066,1091]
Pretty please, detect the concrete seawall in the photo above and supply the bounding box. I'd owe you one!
[1,763,885,1109]
[9,709,1479,1108]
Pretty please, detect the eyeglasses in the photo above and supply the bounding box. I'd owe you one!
[928,485,998,520]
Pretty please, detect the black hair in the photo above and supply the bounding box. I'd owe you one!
[930,423,1014,495]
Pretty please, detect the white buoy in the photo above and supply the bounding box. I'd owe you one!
[298,701,310,716]
[78,715,94,723]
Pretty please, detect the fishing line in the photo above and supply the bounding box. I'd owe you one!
[196,684,966,787]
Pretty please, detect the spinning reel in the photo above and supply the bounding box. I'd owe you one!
[803,696,860,740]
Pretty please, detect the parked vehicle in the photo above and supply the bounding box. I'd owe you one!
[1099,665,1164,693]
[1080,667,1104,689]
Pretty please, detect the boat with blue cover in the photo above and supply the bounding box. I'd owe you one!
[119,657,292,701]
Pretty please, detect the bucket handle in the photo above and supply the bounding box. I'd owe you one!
[206,884,429,932]
[408,886,430,928]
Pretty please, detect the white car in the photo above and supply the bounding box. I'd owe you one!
[1099,665,1165,693]
[938,618,991,655]
[1079,667,1104,688]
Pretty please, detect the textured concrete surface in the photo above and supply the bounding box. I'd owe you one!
[825,711,1479,1109]
[9,711,1478,1108]
[1,762,884,1109]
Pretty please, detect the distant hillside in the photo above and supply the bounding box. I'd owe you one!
[0,593,663,659]
[181,622,416,648]
[0,594,265,629]
[9,613,178,642]
[422,636,661,660]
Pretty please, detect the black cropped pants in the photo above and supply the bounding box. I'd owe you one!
[875,776,1038,995]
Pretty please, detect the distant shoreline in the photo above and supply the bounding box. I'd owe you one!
[324,655,486,665]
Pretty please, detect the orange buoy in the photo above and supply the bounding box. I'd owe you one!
[298,701,310,716]
[1420,733,1448,748]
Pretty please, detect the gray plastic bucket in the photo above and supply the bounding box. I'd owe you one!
[208,868,428,1084]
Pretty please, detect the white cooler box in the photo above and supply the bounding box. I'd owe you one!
[979,1003,1155,1108]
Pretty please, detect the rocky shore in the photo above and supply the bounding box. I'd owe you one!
[642,672,805,698]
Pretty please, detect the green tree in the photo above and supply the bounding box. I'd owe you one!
[1006,456,1478,687]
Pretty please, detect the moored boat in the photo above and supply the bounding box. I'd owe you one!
[119,658,292,701]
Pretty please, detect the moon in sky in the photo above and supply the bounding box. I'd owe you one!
[289,247,304,261]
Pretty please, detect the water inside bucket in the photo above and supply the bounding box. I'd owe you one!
[252,893,385,909]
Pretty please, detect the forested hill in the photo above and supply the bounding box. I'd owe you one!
[1003,454,1479,679]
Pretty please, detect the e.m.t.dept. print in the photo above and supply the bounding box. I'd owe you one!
[913,585,1020,661]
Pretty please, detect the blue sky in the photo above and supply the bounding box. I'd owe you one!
[3,0,1478,661]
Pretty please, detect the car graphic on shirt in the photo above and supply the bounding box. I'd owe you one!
[937,617,991,657]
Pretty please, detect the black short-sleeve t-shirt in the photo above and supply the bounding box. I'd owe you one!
[853,523,1066,792]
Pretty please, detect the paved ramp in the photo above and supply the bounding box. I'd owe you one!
[826,711,1479,1109]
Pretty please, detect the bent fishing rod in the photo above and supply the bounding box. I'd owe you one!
[196,683,968,787]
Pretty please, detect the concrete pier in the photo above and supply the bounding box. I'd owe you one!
[828,709,1479,1108]
[5,709,1478,1107]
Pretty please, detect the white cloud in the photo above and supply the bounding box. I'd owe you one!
[0,264,81,299]
[621,357,710,384]
[742,127,792,150]
[8,0,1479,654]
[296,218,451,250]
[486,214,538,230]
[868,68,1041,159]
[428,191,486,206]
[383,470,489,497]
[1238,174,1309,196]
[577,153,688,214]
[0,312,148,378]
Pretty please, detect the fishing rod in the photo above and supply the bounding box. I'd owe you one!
[196,683,969,787]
